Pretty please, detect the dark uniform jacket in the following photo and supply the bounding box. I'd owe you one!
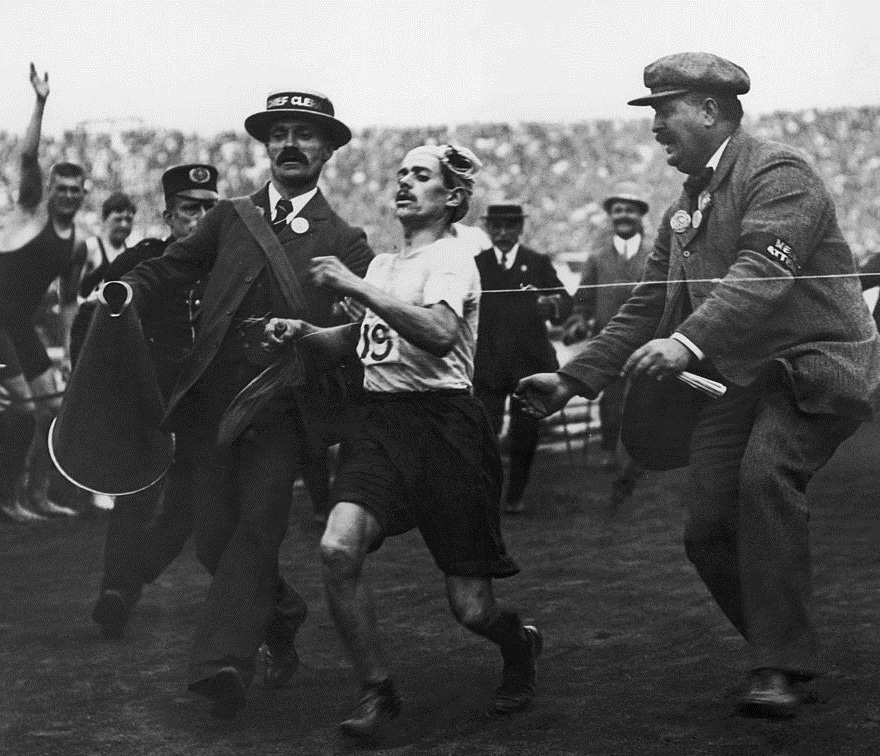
[474,244,572,390]
[122,185,373,433]
[569,233,653,337]
[560,127,880,420]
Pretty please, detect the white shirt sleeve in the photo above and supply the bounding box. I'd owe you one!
[422,244,477,318]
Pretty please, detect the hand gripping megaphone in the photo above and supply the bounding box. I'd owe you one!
[49,281,175,495]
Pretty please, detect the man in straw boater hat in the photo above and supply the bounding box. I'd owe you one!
[473,202,572,513]
[562,183,652,474]
[517,52,880,718]
[83,163,219,639]
[116,87,372,718]
[265,144,542,742]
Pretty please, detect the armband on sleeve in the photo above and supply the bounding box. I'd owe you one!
[738,232,799,274]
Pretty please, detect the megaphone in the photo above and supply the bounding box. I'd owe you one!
[49,281,175,495]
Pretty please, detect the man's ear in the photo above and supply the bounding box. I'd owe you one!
[446,186,465,213]
[701,97,721,127]
[162,208,172,225]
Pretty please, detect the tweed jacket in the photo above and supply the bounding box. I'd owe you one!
[560,127,880,419]
[474,244,572,388]
[569,232,653,336]
[122,185,373,431]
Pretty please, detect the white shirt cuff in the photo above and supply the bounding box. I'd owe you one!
[671,332,704,361]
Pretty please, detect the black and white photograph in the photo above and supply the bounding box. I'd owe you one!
[1,1,879,754]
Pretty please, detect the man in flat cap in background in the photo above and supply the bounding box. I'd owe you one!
[562,184,652,474]
[474,203,572,513]
[517,52,880,718]
[118,89,372,718]
[84,164,219,639]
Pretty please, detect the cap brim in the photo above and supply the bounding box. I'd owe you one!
[174,189,219,201]
[627,88,692,106]
[603,196,648,214]
[244,109,352,147]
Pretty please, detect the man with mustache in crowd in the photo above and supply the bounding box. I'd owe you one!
[562,184,652,476]
[517,53,880,718]
[118,89,372,718]
[266,144,541,743]
[0,64,86,523]
[80,164,219,638]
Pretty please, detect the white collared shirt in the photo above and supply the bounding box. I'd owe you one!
[268,183,318,222]
[706,137,731,171]
[494,242,520,270]
[613,233,642,261]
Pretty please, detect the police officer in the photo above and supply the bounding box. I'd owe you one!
[88,164,219,638]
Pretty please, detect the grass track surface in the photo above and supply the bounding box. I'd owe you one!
[2,422,879,755]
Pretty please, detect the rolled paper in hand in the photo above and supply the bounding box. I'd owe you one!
[675,370,726,399]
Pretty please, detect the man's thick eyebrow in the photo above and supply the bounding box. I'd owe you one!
[397,165,433,177]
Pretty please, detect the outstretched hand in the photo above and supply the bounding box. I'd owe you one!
[513,372,580,419]
[29,63,49,102]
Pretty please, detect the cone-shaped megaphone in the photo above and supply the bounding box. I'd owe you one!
[49,281,175,495]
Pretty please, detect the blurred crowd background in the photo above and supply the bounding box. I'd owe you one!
[3,103,880,279]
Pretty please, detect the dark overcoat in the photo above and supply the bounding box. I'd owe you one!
[474,244,572,390]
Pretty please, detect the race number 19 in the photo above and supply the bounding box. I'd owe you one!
[359,320,400,364]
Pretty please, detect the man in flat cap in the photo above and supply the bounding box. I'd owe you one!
[474,203,572,513]
[518,52,880,718]
[118,89,372,718]
[85,164,219,638]
[562,183,652,473]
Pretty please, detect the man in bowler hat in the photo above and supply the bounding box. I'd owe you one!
[474,203,572,513]
[86,163,219,638]
[119,89,372,718]
[562,183,653,472]
[517,52,880,717]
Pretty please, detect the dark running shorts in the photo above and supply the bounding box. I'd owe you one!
[0,329,24,379]
[331,391,520,579]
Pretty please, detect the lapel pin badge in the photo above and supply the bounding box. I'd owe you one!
[670,209,691,234]
[290,217,309,234]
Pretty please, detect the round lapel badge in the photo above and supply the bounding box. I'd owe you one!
[697,190,712,212]
[290,217,310,234]
[692,210,703,229]
[670,209,691,234]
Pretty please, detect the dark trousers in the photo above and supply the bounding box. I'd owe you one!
[186,364,307,689]
[598,376,626,452]
[476,383,540,506]
[684,375,860,679]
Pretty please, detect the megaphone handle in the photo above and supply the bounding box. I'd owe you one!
[99,281,134,317]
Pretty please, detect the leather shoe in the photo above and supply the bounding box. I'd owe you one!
[262,642,300,690]
[189,666,247,719]
[338,678,402,742]
[493,624,542,714]
[92,589,129,639]
[738,669,800,719]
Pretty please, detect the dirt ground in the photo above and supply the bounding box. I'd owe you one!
[1,419,879,756]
